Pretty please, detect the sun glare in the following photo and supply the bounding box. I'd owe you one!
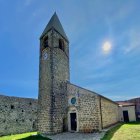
[102,41,112,54]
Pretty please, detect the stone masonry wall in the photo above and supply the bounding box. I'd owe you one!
[51,30,69,133]
[38,30,53,134]
[101,97,119,128]
[67,83,101,132]
[38,30,69,134]
[0,95,37,136]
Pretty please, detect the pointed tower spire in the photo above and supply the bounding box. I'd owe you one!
[40,12,69,41]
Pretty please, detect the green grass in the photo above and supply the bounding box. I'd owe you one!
[2,122,140,140]
[101,122,140,140]
[0,132,51,140]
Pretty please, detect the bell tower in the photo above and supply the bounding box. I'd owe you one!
[37,13,70,134]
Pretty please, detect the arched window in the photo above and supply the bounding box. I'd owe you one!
[59,39,65,51]
[44,36,49,48]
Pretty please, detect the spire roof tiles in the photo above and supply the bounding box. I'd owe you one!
[40,12,68,41]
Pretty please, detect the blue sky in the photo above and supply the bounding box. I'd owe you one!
[0,0,140,100]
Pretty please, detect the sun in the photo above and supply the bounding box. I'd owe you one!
[102,41,112,53]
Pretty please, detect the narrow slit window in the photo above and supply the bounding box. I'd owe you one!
[11,105,14,109]
[59,39,65,51]
[44,36,49,48]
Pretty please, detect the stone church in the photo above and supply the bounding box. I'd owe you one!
[37,13,119,135]
[0,13,119,136]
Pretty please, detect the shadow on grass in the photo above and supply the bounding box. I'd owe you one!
[18,134,51,140]
[101,121,140,140]
[101,123,123,140]
[126,121,140,125]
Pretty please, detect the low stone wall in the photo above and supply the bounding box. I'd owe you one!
[67,83,101,132]
[101,97,119,128]
[0,95,38,136]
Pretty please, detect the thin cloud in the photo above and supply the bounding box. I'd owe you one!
[124,29,140,53]
[110,2,134,23]
[24,0,33,6]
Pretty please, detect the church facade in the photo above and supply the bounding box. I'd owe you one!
[37,13,119,135]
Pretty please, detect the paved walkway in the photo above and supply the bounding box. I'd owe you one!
[48,131,105,140]
[47,124,119,140]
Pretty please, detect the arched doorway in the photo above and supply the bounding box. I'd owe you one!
[68,110,78,132]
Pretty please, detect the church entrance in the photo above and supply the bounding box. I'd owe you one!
[70,113,77,131]
[123,111,129,122]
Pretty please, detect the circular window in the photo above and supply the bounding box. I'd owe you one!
[71,97,76,105]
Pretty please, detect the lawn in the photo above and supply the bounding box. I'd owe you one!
[101,122,140,140]
[1,122,140,140]
[0,132,51,140]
